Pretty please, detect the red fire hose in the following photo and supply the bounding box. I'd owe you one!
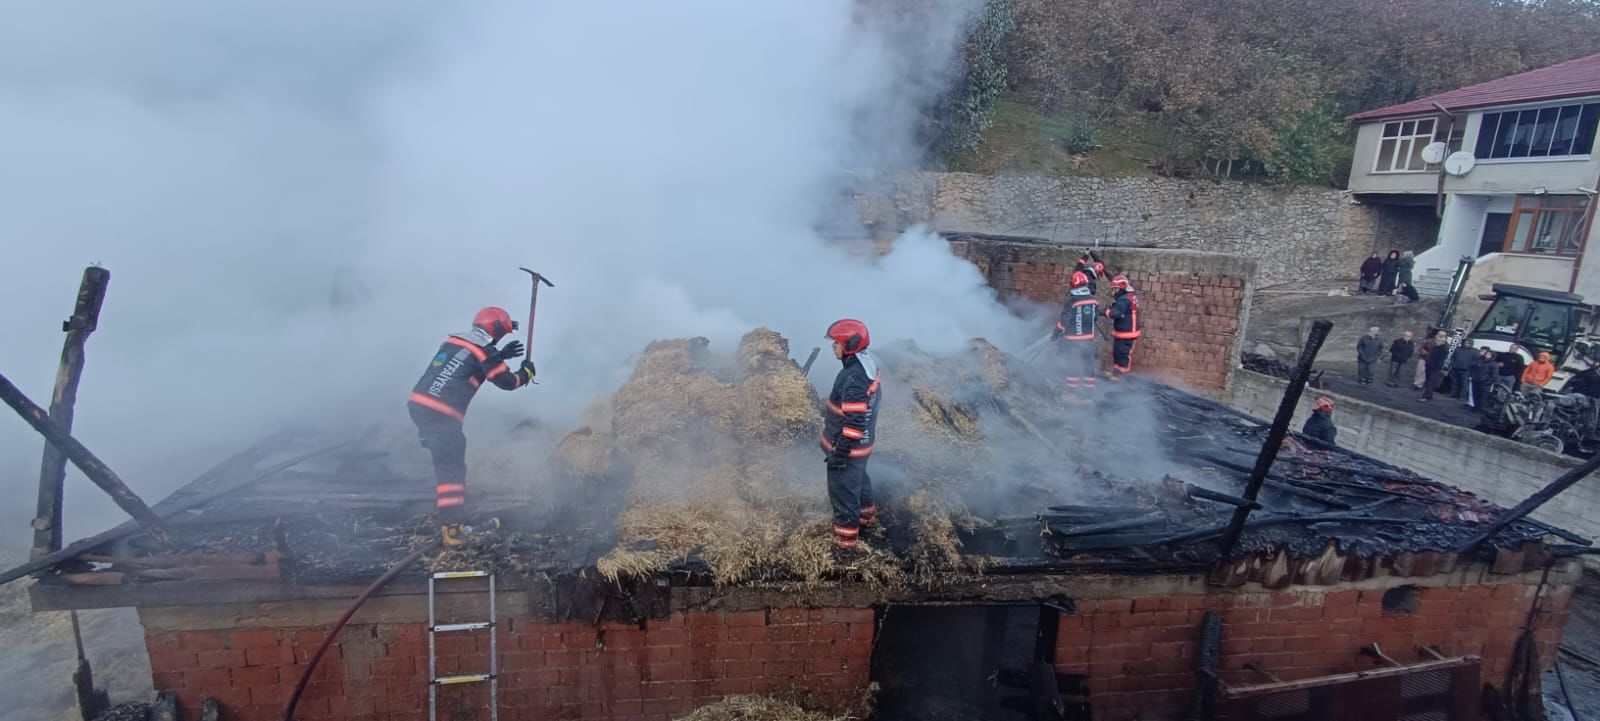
[282,544,435,721]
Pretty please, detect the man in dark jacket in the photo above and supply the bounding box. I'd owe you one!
[1386,331,1414,387]
[1303,396,1337,444]
[1356,327,1383,385]
[821,319,881,560]
[1420,335,1450,401]
[1052,263,1099,396]
[408,307,537,545]
[1469,346,1498,410]
[1449,338,1478,400]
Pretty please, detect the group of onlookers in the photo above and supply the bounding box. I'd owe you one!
[1353,326,1557,409]
[1358,250,1420,303]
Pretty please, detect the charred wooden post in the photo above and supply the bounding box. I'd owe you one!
[1194,611,1222,721]
[0,372,170,540]
[70,610,109,721]
[1456,452,1600,554]
[33,266,110,560]
[1216,319,1333,558]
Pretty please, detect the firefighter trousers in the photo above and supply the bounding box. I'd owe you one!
[1112,338,1137,374]
[1059,339,1096,393]
[410,405,468,523]
[827,458,875,548]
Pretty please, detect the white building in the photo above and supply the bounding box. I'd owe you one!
[1347,52,1600,300]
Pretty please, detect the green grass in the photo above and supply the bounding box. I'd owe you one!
[949,97,1168,179]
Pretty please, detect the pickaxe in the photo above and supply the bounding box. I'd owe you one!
[518,268,554,365]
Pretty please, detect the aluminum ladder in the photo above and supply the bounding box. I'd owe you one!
[428,570,498,721]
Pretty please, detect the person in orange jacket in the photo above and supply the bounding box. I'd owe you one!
[1522,351,1556,388]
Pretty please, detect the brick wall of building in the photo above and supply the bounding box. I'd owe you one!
[143,608,874,721]
[1054,579,1573,721]
[949,237,1255,391]
[136,568,1572,721]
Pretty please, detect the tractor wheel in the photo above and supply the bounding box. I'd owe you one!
[1524,432,1565,455]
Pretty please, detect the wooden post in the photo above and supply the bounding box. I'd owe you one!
[70,610,109,721]
[32,266,110,560]
[0,372,170,540]
[1216,319,1334,558]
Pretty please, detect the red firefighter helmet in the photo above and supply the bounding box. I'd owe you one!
[473,307,518,340]
[825,319,870,354]
[1069,270,1090,289]
[1110,275,1132,290]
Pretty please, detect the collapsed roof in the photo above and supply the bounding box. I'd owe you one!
[18,329,1584,610]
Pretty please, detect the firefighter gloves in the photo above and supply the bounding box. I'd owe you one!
[496,340,525,361]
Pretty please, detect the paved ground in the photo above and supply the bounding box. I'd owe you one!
[1309,360,1491,433]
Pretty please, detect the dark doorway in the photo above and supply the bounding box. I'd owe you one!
[872,605,1086,721]
[1480,212,1511,257]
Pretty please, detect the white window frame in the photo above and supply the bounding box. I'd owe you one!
[1372,117,1438,173]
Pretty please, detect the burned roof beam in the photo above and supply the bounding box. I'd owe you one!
[33,265,110,560]
[1217,319,1333,558]
[0,370,169,541]
[1456,452,1600,555]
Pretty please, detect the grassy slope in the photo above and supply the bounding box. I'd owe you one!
[949,98,1165,179]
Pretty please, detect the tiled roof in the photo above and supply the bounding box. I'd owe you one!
[1348,52,1600,122]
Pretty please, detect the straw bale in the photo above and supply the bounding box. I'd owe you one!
[613,372,739,447]
[736,327,794,373]
[674,695,848,721]
[630,337,710,380]
[736,371,821,446]
[553,427,612,477]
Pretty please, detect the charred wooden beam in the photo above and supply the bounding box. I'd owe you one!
[1457,452,1600,555]
[70,610,109,721]
[1185,484,1261,510]
[33,266,110,561]
[1217,319,1333,558]
[0,439,345,587]
[1038,515,1166,537]
[0,371,168,540]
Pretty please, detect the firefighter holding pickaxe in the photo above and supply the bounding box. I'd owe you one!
[405,269,553,546]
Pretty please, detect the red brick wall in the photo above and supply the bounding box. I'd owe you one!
[1055,581,1573,721]
[144,607,875,721]
[947,237,1252,391]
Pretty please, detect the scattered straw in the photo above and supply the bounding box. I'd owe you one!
[673,695,849,721]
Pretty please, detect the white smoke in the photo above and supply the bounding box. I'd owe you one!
[0,1,1050,538]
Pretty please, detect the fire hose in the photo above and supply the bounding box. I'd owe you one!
[282,543,436,721]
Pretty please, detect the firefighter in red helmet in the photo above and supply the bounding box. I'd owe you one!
[820,319,881,561]
[408,307,537,545]
[1104,274,1141,377]
[1053,261,1099,396]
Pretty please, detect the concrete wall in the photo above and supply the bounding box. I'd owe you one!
[1227,369,1596,540]
[948,237,1253,391]
[861,172,1374,287]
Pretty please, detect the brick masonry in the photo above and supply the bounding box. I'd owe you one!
[1054,579,1572,721]
[137,564,1574,721]
[144,607,874,721]
[949,237,1255,391]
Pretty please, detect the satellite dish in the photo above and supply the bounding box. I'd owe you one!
[1444,151,1476,176]
[1420,141,1448,164]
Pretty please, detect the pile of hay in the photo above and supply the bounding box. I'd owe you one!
[573,329,1071,588]
[673,695,851,721]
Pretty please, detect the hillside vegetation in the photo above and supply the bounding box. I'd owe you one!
[937,0,1600,185]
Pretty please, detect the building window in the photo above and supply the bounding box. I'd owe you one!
[1504,194,1592,257]
[1475,102,1600,160]
[1375,118,1438,172]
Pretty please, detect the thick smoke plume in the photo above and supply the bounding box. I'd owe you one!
[0,1,1054,538]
